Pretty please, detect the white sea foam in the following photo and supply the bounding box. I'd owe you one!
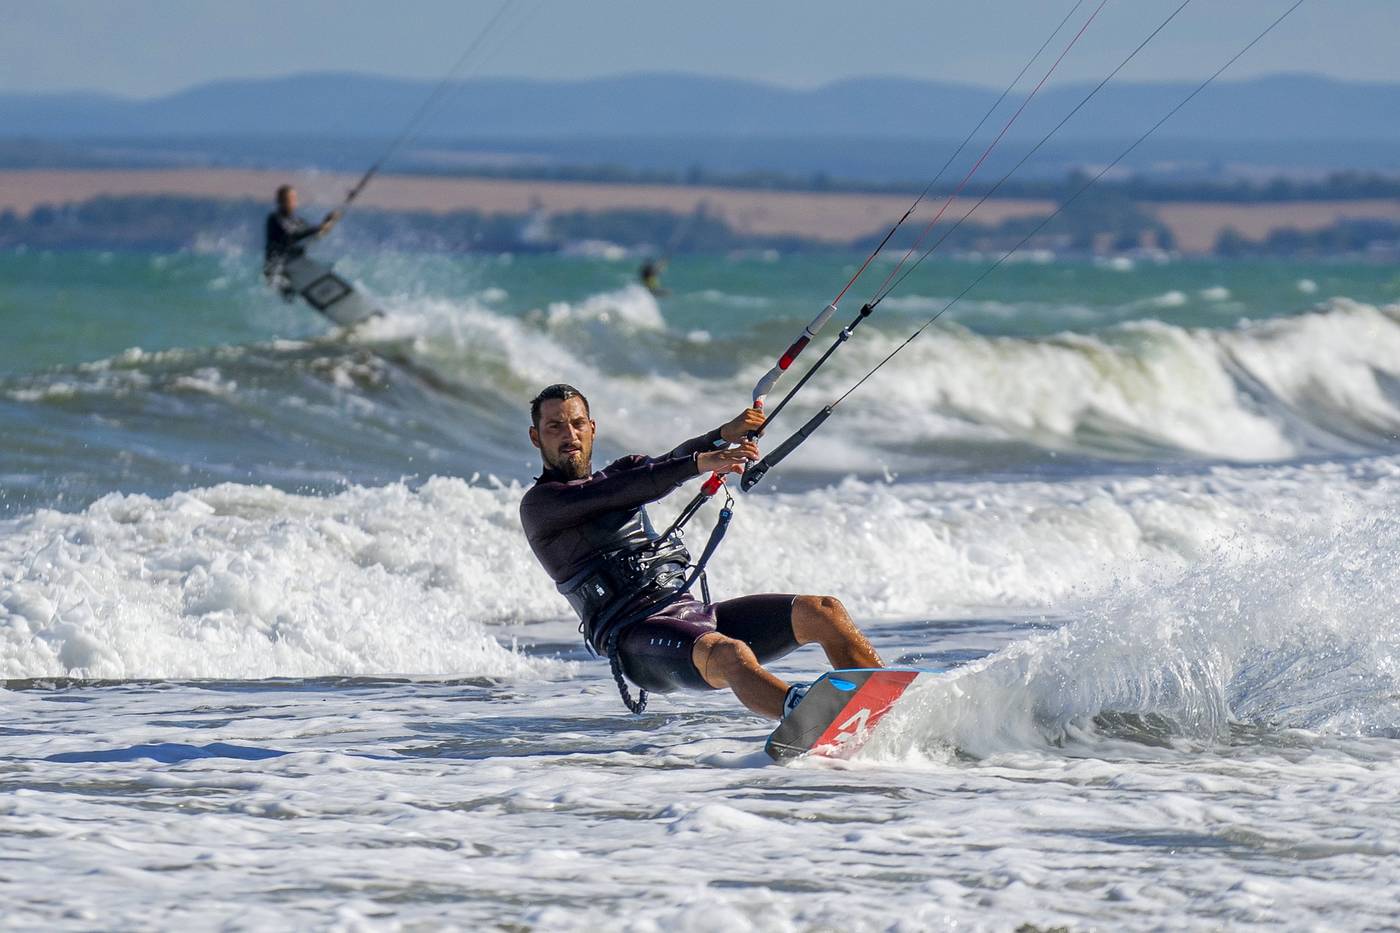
[5,274,1400,931]
[558,239,633,261]
[0,480,565,681]
[810,299,1400,464]
[543,284,666,330]
[6,454,1399,682]
[465,293,1400,468]
[693,289,773,309]
[6,253,1400,931]
[1142,289,1188,308]
[170,367,236,396]
[390,287,1400,467]
[873,294,1097,323]
[871,494,1400,761]
[7,492,1399,930]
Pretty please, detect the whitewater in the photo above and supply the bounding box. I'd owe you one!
[3,250,1400,929]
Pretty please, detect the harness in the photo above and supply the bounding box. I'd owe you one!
[557,487,734,714]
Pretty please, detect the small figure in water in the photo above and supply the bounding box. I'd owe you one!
[639,257,669,297]
[264,185,340,299]
[519,383,884,719]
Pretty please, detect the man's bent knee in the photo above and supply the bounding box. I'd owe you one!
[793,593,884,670]
[796,594,846,618]
[692,632,758,689]
[794,595,851,636]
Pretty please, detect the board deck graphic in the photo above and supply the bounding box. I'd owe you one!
[765,668,937,762]
[280,256,382,327]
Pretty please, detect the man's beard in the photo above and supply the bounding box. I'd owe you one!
[545,448,591,480]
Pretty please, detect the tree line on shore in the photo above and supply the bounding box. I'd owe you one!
[423,165,1400,205]
[1,191,1395,259]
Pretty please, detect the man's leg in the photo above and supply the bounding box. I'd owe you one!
[792,595,883,670]
[692,632,789,719]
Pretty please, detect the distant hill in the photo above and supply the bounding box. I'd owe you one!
[3,72,1399,142]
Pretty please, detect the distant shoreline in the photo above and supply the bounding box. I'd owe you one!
[1,168,1396,255]
[0,168,1051,245]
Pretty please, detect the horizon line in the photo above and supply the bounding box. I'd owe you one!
[2,68,1386,104]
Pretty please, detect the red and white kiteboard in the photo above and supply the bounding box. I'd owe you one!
[765,668,942,762]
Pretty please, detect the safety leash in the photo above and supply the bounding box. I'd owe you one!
[606,488,735,714]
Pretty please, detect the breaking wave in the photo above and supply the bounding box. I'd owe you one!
[0,480,564,682]
[816,297,1400,468]
[5,455,1399,681]
[7,289,1400,508]
[866,472,1400,760]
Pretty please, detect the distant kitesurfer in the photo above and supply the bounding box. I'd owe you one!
[263,185,341,299]
[639,258,668,297]
[519,383,884,719]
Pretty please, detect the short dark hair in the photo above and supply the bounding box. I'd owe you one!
[530,383,589,428]
[276,184,294,202]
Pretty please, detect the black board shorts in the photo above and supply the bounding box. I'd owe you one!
[615,593,801,693]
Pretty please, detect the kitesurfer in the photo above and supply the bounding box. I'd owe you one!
[263,185,341,298]
[639,258,668,297]
[519,383,883,719]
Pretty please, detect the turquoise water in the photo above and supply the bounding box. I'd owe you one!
[4,247,1398,515]
[5,245,1400,929]
[5,250,1395,376]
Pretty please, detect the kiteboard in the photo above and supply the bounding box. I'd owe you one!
[278,256,382,327]
[766,667,941,762]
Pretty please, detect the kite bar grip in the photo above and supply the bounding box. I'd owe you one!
[740,406,833,492]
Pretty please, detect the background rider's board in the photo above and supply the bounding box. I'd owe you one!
[766,667,943,762]
[280,256,382,327]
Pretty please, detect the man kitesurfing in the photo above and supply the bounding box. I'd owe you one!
[263,185,340,300]
[254,2,523,323]
[512,0,1308,748]
[519,383,883,718]
[639,257,668,297]
[260,184,381,327]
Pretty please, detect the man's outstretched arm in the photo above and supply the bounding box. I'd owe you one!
[666,408,766,459]
[524,441,759,537]
[527,453,701,533]
[289,220,325,244]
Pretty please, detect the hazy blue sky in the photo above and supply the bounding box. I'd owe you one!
[1,0,1394,97]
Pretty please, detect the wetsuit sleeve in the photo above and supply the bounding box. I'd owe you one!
[267,214,320,254]
[666,428,724,459]
[286,215,322,244]
[524,455,700,535]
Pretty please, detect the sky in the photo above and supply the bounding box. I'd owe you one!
[1,0,1396,98]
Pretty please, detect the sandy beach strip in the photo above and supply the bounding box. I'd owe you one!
[0,168,1050,243]
[1,168,1394,252]
[1148,200,1400,254]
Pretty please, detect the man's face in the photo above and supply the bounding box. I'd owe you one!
[278,189,298,214]
[530,396,595,480]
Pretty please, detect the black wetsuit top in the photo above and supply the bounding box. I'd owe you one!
[521,429,806,695]
[264,211,320,268]
[520,429,722,641]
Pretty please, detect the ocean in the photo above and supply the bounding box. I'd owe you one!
[3,245,1399,929]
